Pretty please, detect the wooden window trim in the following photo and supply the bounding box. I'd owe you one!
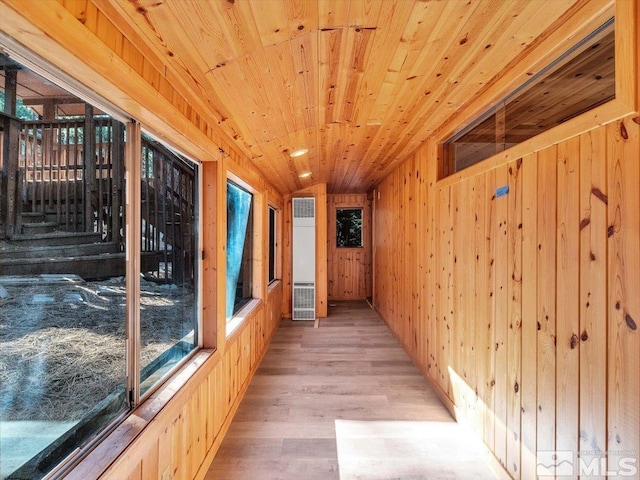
[434,1,637,190]
[225,171,264,337]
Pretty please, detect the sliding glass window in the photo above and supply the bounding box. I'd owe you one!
[139,134,199,396]
[0,55,200,478]
[0,59,128,479]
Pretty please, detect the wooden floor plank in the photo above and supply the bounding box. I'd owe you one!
[205,301,500,479]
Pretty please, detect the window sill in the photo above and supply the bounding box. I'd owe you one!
[226,298,262,339]
[268,279,281,293]
[67,349,216,479]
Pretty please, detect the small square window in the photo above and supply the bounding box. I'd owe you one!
[336,208,363,248]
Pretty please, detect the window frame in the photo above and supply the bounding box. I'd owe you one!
[226,179,254,318]
[440,19,615,178]
[434,2,636,188]
[0,45,204,478]
[268,204,280,284]
[224,171,263,336]
[136,128,202,402]
[335,207,364,249]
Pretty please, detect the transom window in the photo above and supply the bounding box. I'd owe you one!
[441,19,614,177]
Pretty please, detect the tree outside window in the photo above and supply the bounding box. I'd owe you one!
[336,208,363,248]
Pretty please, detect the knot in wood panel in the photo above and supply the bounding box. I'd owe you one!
[570,333,579,349]
[620,121,629,140]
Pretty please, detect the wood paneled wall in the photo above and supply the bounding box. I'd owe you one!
[373,116,640,478]
[327,194,372,300]
[1,4,286,480]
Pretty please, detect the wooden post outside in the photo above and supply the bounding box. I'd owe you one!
[111,120,124,247]
[2,68,19,238]
[83,103,96,232]
[3,67,17,117]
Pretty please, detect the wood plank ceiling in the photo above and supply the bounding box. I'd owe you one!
[93,0,583,195]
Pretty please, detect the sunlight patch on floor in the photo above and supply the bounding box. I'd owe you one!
[335,419,498,480]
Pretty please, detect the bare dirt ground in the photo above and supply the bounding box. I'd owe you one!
[0,275,195,422]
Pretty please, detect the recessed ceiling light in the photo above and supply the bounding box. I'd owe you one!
[299,171,312,178]
[290,148,309,158]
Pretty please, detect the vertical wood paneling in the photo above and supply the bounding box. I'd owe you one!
[578,127,607,461]
[438,185,453,395]
[462,179,476,418]
[450,180,462,403]
[535,146,557,464]
[555,136,580,475]
[493,164,509,467]
[327,194,371,300]
[372,115,640,479]
[484,169,496,451]
[140,440,159,480]
[472,174,487,437]
[506,159,522,478]
[606,118,640,475]
[520,152,538,480]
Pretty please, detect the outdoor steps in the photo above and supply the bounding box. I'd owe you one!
[2,229,163,280]
[8,231,102,248]
[21,221,59,235]
[0,241,119,261]
[19,211,59,235]
[0,250,163,280]
[20,212,46,223]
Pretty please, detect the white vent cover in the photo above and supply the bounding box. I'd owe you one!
[293,198,315,218]
[292,198,315,320]
[293,282,315,320]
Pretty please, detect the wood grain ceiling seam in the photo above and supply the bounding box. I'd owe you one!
[94,0,254,162]
[361,0,579,189]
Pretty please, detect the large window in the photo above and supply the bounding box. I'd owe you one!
[268,206,278,284]
[0,57,199,479]
[441,19,614,177]
[226,181,253,318]
[139,134,199,396]
[336,208,363,248]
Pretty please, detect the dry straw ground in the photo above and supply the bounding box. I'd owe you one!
[0,276,194,422]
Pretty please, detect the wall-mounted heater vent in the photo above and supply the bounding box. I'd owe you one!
[292,198,315,320]
[293,198,315,218]
[293,283,315,320]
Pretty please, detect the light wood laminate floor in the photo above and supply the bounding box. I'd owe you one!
[205,301,499,480]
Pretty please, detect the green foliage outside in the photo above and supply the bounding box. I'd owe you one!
[336,208,363,248]
[0,90,40,121]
